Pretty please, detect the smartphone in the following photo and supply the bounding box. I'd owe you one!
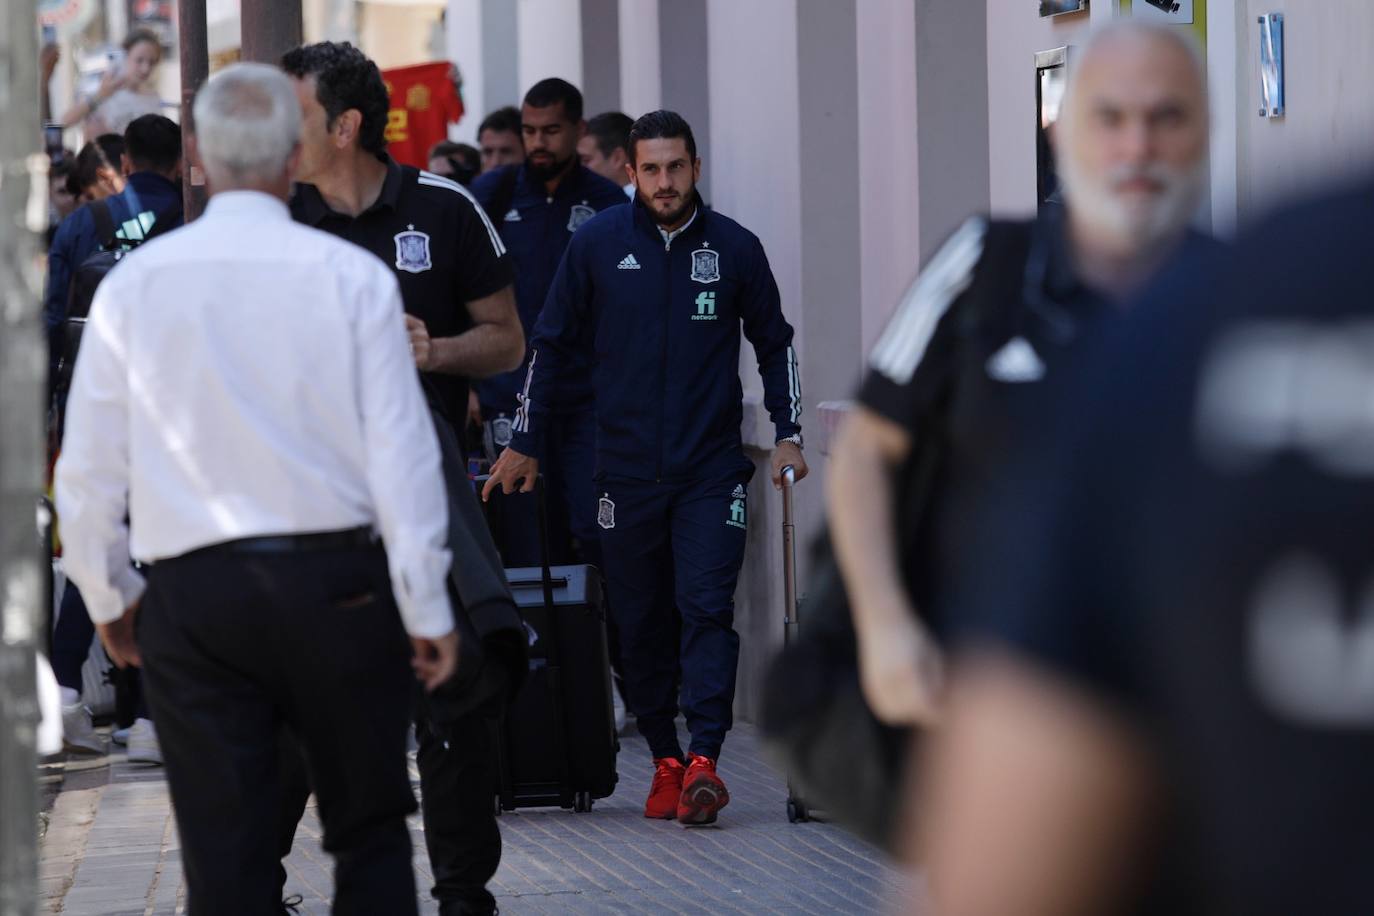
[43,122,64,164]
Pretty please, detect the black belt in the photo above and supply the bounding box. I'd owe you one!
[202,527,377,556]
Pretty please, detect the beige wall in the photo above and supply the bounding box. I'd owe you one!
[1231,0,1374,222]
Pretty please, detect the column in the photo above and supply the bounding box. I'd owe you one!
[856,0,920,356]
[618,0,661,117]
[663,0,711,199]
[915,0,990,265]
[240,0,303,65]
[579,0,621,114]
[481,0,520,113]
[516,0,583,98]
[446,0,485,143]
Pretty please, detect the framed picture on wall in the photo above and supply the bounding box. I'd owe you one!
[1039,0,1088,17]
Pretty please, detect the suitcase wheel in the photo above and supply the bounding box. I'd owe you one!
[786,797,809,823]
[573,791,593,813]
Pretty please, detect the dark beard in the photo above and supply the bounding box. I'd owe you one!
[525,152,574,183]
[638,187,696,229]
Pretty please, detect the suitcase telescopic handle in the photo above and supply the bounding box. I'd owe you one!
[781,466,799,641]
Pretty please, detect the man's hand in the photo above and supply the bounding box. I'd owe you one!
[466,390,483,432]
[857,608,944,726]
[482,447,539,500]
[405,315,436,371]
[771,441,809,490]
[411,631,460,692]
[97,601,142,669]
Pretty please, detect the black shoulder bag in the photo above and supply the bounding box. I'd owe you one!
[758,219,1034,853]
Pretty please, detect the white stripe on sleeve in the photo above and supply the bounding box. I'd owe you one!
[418,171,508,257]
[512,349,538,434]
[867,217,987,385]
[786,345,802,424]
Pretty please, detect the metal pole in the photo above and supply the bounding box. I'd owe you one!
[178,0,209,221]
[781,466,798,643]
[1,0,47,911]
[240,0,304,65]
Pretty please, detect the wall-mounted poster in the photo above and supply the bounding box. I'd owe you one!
[1134,0,1194,24]
[1117,1,1207,55]
[1040,0,1089,16]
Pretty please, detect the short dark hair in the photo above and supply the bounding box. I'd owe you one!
[522,78,583,123]
[628,110,696,164]
[124,114,181,174]
[280,41,390,156]
[586,111,634,158]
[429,139,479,170]
[69,134,125,195]
[122,27,162,55]
[429,139,461,158]
[478,106,521,139]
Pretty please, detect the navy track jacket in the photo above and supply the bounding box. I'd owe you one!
[509,193,802,482]
[470,162,627,413]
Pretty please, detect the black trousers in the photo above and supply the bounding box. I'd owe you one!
[140,544,418,916]
[278,698,503,915]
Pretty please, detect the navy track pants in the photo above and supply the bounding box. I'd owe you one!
[596,466,752,760]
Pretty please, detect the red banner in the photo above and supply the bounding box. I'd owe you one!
[382,62,465,169]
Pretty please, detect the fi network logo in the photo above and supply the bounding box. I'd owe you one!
[693,291,717,321]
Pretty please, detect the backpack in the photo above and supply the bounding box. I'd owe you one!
[49,198,177,448]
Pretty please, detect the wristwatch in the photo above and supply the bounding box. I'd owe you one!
[776,433,803,449]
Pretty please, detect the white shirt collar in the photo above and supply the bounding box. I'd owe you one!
[658,205,699,246]
[204,190,292,222]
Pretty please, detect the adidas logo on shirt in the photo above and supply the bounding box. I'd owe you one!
[504,209,522,222]
[731,484,746,499]
[985,336,1047,383]
[618,254,641,270]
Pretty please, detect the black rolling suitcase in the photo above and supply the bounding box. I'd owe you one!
[480,477,618,813]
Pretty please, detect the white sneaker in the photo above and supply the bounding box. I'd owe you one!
[126,718,163,765]
[61,701,106,755]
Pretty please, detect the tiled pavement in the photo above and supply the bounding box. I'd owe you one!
[39,723,916,914]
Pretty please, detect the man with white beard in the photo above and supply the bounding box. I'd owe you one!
[824,21,1215,730]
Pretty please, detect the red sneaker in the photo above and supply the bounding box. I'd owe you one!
[677,754,730,825]
[645,757,685,819]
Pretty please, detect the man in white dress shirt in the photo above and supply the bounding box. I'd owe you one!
[54,63,455,915]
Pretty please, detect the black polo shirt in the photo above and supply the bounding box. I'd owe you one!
[855,208,1118,639]
[291,156,514,428]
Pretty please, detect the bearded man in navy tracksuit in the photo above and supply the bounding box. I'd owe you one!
[470,77,627,570]
[484,110,807,825]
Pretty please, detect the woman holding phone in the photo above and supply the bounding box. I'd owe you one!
[61,28,167,137]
